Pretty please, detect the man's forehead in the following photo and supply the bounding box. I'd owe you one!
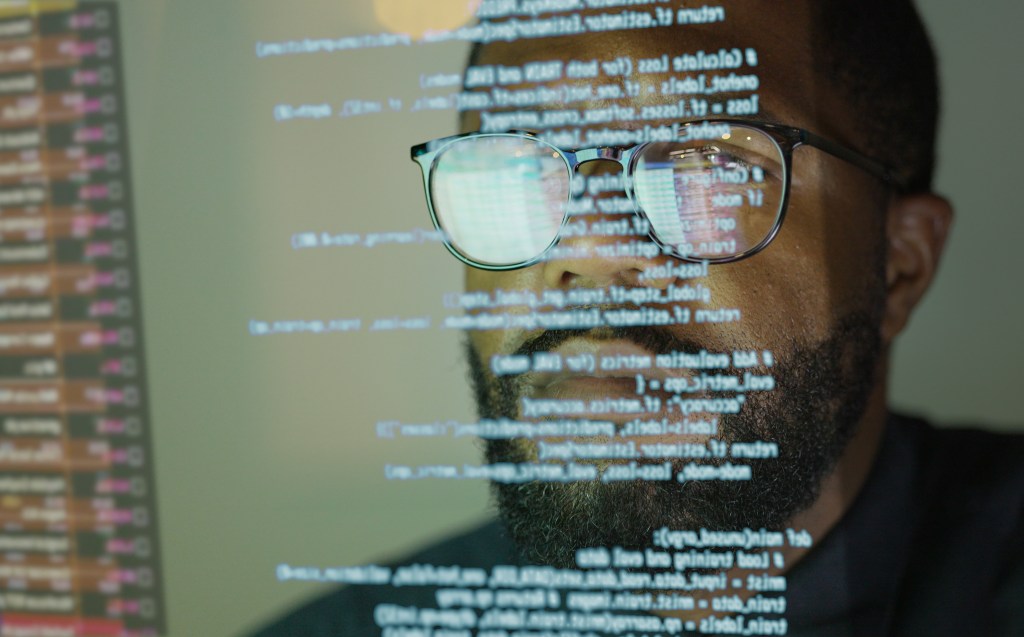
[465,1,843,139]
[473,1,816,69]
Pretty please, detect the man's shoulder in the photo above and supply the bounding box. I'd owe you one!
[895,412,1024,505]
[888,413,1024,635]
[246,520,513,637]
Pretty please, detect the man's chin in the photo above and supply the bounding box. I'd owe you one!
[470,312,883,569]
[486,442,820,569]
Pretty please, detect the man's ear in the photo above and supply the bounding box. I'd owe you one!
[881,192,953,343]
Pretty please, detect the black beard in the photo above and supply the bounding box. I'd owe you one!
[466,313,883,569]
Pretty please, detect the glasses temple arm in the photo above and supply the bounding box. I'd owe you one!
[800,129,907,191]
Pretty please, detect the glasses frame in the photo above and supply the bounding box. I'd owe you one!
[411,119,904,271]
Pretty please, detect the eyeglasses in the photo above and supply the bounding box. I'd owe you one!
[410,119,903,270]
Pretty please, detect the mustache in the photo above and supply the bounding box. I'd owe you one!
[511,323,710,361]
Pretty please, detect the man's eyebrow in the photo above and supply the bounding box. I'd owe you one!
[605,110,794,136]
[746,109,787,127]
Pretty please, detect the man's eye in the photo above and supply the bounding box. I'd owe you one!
[675,148,779,184]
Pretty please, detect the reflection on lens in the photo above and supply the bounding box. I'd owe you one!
[430,134,569,267]
[632,125,785,260]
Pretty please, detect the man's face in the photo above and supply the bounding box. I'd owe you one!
[461,2,893,567]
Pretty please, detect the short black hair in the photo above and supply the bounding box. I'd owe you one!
[466,0,939,193]
[813,0,939,193]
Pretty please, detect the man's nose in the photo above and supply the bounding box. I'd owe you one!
[541,160,674,290]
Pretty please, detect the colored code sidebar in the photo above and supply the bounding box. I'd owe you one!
[0,3,165,636]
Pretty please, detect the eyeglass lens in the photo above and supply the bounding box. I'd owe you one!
[428,125,785,267]
[632,125,785,260]
[430,134,569,267]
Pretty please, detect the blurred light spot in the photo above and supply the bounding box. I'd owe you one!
[374,0,481,40]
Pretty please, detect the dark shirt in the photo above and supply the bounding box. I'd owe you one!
[249,413,1024,636]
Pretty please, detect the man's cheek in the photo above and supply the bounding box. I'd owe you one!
[470,330,520,377]
[486,438,539,465]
